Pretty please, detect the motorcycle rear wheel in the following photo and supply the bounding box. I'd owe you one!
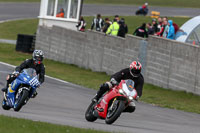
[105,100,125,124]
[85,102,98,122]
[14,89,29,112]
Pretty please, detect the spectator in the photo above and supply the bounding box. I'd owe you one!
[56,8,64,18]
[114,15,120,23]
[155,17,165,37]
[106,18,120,36]
[167,20,175,39]
[152,19,158,33]
[162,16,168,22]
[163,16,179,34]
[162,20,169,38]
[76,16,86,32]
[103,18,112,33]
[156,17,163,33]
[133,23,148,38]
[173,23,179,34]
[146,23,155,35]
[91,14,104,32]
[117,18,128,38]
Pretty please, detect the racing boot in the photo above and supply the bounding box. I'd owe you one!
[31,91,38,98]
[92,83,110,102]
[1,87,7,92]
[92,94,101,103]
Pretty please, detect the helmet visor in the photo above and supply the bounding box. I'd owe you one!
[35,56,43,61]
[131,69,141,77]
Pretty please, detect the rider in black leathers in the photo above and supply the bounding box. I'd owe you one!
[2,50,45,97]
[92,61,144,112]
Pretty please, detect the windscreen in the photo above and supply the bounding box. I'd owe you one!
[125,80,135,91]
[22,68,37,78]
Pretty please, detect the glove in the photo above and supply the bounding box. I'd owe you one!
[110,78,118,86]
[12,71,19,77]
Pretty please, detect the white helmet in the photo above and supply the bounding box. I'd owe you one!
[32,50,44,64]
[145,3,148,6]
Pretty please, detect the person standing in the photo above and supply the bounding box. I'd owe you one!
[152,19,158,33]
[146,23,155,35]
[76,16,86,32]
[91,14,104,32]
[103,18,112,33]
[117,18,128,38]
[106,19,120,36]
[167,20,175,39]
[133,23,148,38]
[162,20,169,38]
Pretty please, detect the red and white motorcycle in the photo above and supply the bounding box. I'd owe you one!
[85,79,137,124]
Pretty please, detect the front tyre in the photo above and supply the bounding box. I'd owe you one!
[14,89,29,112]
[85,102,97,122]
[2,99,11,110]
[105,100,125,124]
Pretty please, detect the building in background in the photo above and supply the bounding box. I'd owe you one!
[38,0,83,30]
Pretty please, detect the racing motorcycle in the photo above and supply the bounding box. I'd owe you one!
[2,68,40,111]
[135,7,148,16]
[85,79,137,124]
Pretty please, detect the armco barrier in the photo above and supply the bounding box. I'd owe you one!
[35,26,200,95]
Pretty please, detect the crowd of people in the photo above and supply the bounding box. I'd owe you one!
[76,14,128,38]
[76,14,179,40]
[134,16,179,39]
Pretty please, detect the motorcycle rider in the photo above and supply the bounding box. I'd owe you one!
[1,50,45,98]
[92,61,144,113]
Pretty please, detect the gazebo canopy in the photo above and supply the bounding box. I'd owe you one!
[175,16,200,45]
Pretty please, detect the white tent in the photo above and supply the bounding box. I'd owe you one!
[175,16,200,45]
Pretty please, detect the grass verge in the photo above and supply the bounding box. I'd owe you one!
[0,115,110,133]
[0,16,190,40]
[1,43,200,114]
[0,19,38,40]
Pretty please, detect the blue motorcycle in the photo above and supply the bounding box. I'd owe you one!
[2,68,40,111]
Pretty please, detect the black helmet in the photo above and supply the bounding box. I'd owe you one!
[33,50,44,64]
[129,61,142,77]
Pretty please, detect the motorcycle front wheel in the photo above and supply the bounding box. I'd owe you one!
[14,89,29,112]
[105,100,125,124]
[85,102,98,122]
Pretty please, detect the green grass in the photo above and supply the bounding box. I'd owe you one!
[0,16,190,40]
[0,115,110,133]
[1,43,200,114]
[84,0,200,8]
[0,19,38,40]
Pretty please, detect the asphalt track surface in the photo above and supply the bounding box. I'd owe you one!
[0,3,200,22]
[1,62,200,133]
